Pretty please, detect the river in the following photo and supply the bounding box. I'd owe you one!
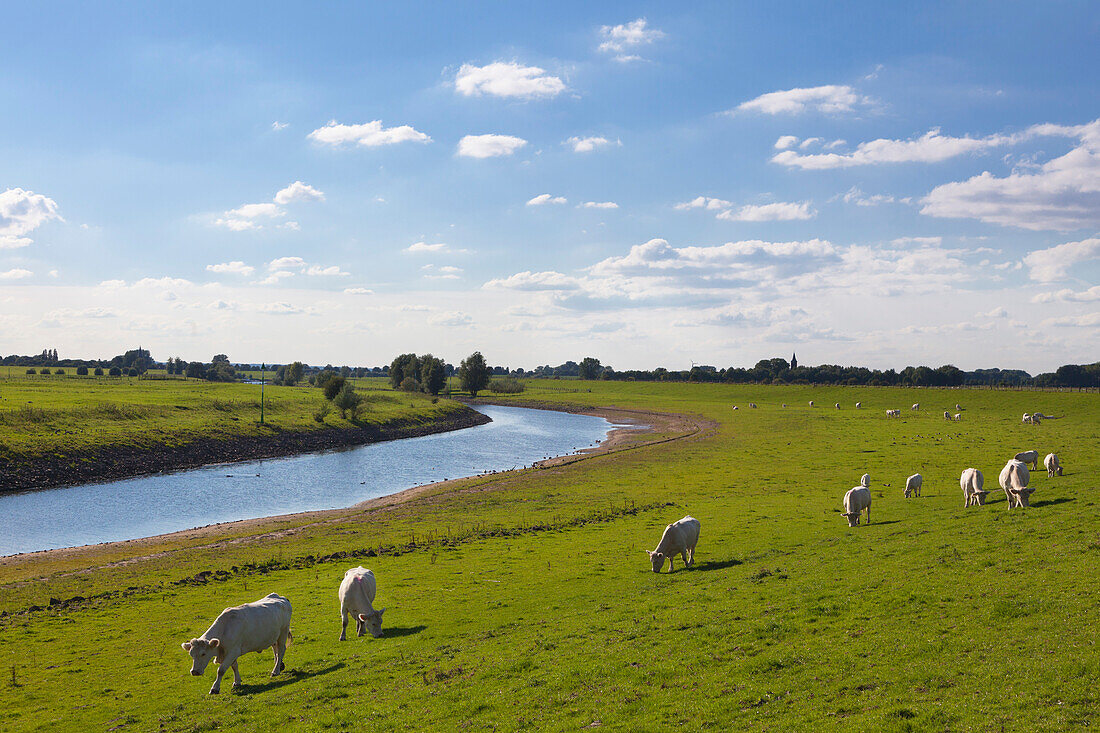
[0,405,631,556]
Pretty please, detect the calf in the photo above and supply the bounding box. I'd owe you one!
[181,593,292,694]
[1014,450,1039,470]
[999,459,1035,509]
[960,468,987,507]
[1044,453,1062,477]
[339,567,386,640]
[842,487,872,527]
[904,473,922,498]
[646,516,700,573]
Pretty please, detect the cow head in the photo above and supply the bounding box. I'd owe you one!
[1056,466,1063,476]
[646,550,665,573]
[973,490,988,506]
[842,511,860,527]
[358,609,386,638]
[181,638,219,675]
[1010,488,1035,508]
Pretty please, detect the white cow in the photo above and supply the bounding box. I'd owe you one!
[999,459,1035,509]
[944,410,951,420]
[835,403,841,409]
[732,405,738,410]
[1014,450,1040,470]
[809,401,814,407]
[953,413,962,421]
[860,473,871,488]
[904,473,922,498]
[955,403,962,411]
[646,516,700,573]
[842,486,872,527]
[339,567,386,640]
[182,593,292,695]
[885,409,901,418]
[749,403,757,408]
[1044,453,1062,477]
[855,402,861,408]
[912,403,920,410]
[1022,413,1032,424]
[960,468,987,507]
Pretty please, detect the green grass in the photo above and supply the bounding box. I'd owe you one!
[1,382,1098,731]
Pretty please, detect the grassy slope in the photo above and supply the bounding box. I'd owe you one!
[2,382,1099,731]
[0,374,461,459]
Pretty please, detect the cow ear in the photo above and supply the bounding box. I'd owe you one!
[209,638,220,648]
[378,608,386,616]
[181,641,192,651]
[645,550,653,557]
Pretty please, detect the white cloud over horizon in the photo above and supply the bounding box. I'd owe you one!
[566,136,619,153]
[307,120,431,147]
[735,85,873,115]
[1,188,63,249]
[598,18,665,61]
[457,134,528,158]
[454,62,566,99]
[527,194,568,206]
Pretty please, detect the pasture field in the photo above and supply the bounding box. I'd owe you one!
[0,374,461,462]
[2,382,1098,731]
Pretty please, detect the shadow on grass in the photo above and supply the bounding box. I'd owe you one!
[867,520,901,527]
[382,625,427,638]
[1031,496,1074,509]
[233,662,345,694]
[692,558,744,572]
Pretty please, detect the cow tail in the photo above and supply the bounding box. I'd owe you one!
[286,629,293,646]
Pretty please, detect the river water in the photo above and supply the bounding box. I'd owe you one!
[0,405,629,556]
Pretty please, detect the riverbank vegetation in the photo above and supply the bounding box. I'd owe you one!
[2,381,1097,730]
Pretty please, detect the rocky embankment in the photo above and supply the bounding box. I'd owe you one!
[0,405,491,494]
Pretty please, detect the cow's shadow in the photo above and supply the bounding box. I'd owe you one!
[381,625,427,638]
[1031,496,1074,509]
[232,662,344,694]
[691,558,743,572]
[866,520,901,526]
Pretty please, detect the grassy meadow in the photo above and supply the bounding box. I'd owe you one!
[1,381,1098,731]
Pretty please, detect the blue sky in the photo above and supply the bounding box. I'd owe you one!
[2,2,1098,371]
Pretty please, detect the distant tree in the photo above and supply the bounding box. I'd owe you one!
[315,369,338,390]
[389,353,420,389]
[25,368,35,374]
[323,375,347,401]
[458,351,490,397]
[56,368,66,375]
[185,361,206,379]
[578,357,602,380]
[333,381,363,418]
[108,366,122,377]
[212,354,230,365]
[94,367,104,376]
[285,361,305,386]
[40,368,51,375]
[127,368,138,377]
[399,376,421,392]
[420,354,446,395]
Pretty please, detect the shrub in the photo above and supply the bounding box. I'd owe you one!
[313,402,331,422]
[128,368,138,377]
[109,367,122,377]
[55,368,65,375]
[488,377,525,394]
[399,376,421,393]
[25,368,35,375]
[76,366,89,376]
[94,367,104,376]
[333,382,364,419]
[322,375,346,401]
[40,368,51,375]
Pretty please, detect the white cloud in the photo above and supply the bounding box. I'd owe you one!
[527,193,568,206]
[890,236,943,247]
[674,196,731,211]
[580,201,618,209]
[598,18,665,59]
[229,203,284,219]
[841,186,910,207]
[483,270,583,291]
[422,265,463,280]
[454,62,565,99]
[405,242,449,254]
[978,306,1009,318]
[774,136,799,150]
[921,122,1100,230]
[272,121,289,131]
[206,261,255,276]
[307,120,431,147]
[279,221,301,231]
[428,311,473,326]
[716,201,816,222]
[1022,238,1100,282]
[305,265,350,277]
[735,85,872,115]
[1030,285,1100,303]
[255,302,316,316]
[1041,312,1100,328]
[457,134,528,158]
[566,136,619,153]
[274,181,325,204]
[257,271,294,285]
[772,128,1017,169]
[0,188,62,248]
[344,287,374,295]
[269,256,307,270]
[0,268,33,280]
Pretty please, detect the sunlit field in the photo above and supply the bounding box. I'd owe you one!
[2,381,1097,731]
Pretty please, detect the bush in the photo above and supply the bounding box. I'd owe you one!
[488,377,526,394]
[76,366,89,376]
[313,402,331,422]
[94,367,104,376]
[109,367,122,377]
[333,382,364,419]
[25,368,35,375]
[399,376,421,392]
[40,368,51,375]
[322,375,346,401]
[55,368,66,375]
[128,368,138,377]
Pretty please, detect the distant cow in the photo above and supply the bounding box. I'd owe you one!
[855,402,861,408]
[999,459,1035,509]
[339,567,386,640]
[912,403,920,410]
[953,413,962,421]
[944,411,951,420]
[749,403,757,408]
[646,516,700,573]
[1044,453,1062,477]
[182,593,292,695]
[960,468,987,507]
[860,473,871,488]
[835,403,841,409]
[809,401,814,407]
[842,487,872,527]
[1014,450,1040,470]
[904,473,922,498]
[885,409,900,418]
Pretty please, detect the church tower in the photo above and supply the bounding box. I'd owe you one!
[791,352,798,369]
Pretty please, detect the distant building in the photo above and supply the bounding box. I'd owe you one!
[791,352,798,369]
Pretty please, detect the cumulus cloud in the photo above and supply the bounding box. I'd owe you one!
[0,188,63,248]
[483,270,583,291]
[978,306,1009,318]
[566,136,619,153]
[269,256,307,270]
[422,265,463,280]
[272,121,289,131]
[840,186,911,206]
[343,287,374,295]
[1022,238,1100,282]
[716,201,816,222]
[772,128,1019,169]
[405,242,449,254]
[428,311,472,326]
[206,261,255,276]
[307,120,431,147]
[580,201,618,209]
[454,62,565,99]
[598,18,664,60]
[674,196,731,211]
[457,134,528,158]
[1041,312,1100,328]
[774,136,799,150]
[306,265,350,277]
[734,85,872,115]
[274,181,325,204]
[0,268,33,280]
[527,193,568,206]
[1030,285,1100,303]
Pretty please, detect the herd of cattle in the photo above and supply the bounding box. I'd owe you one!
[180,398,1068,693]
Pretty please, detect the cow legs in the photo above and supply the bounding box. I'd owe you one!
[687,545,696,566]
[865,506,871,525]
[340,610,349,641]
[272,631,287,675]
[230,659,243,688]
[210,656,234,694]
[681,549,689,567]
[667,556,674,573]
[356,616,365,638]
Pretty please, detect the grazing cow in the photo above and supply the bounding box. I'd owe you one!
[749,403,757,408]
[999,459,1035,509]
[953,413,962,421]
[782,403,787,408]
[835,403,840,409]
[904,473,922,498]
[181,593,292,695]
[855,402,861,408]
[809,401,814,407]
[860,473,871,488]
[885,409,901,418]
[732,405,738,410]
[955,403,962,411]
[339,567,385,640]
[1014,450,1040,470]
[1045,453,1062,477]
[960,468,987,507]
[646,516,700,573]
[842,487,872,527]
[912,403,920,410]
[1022,413,1033,424]
[944,411,951,420]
